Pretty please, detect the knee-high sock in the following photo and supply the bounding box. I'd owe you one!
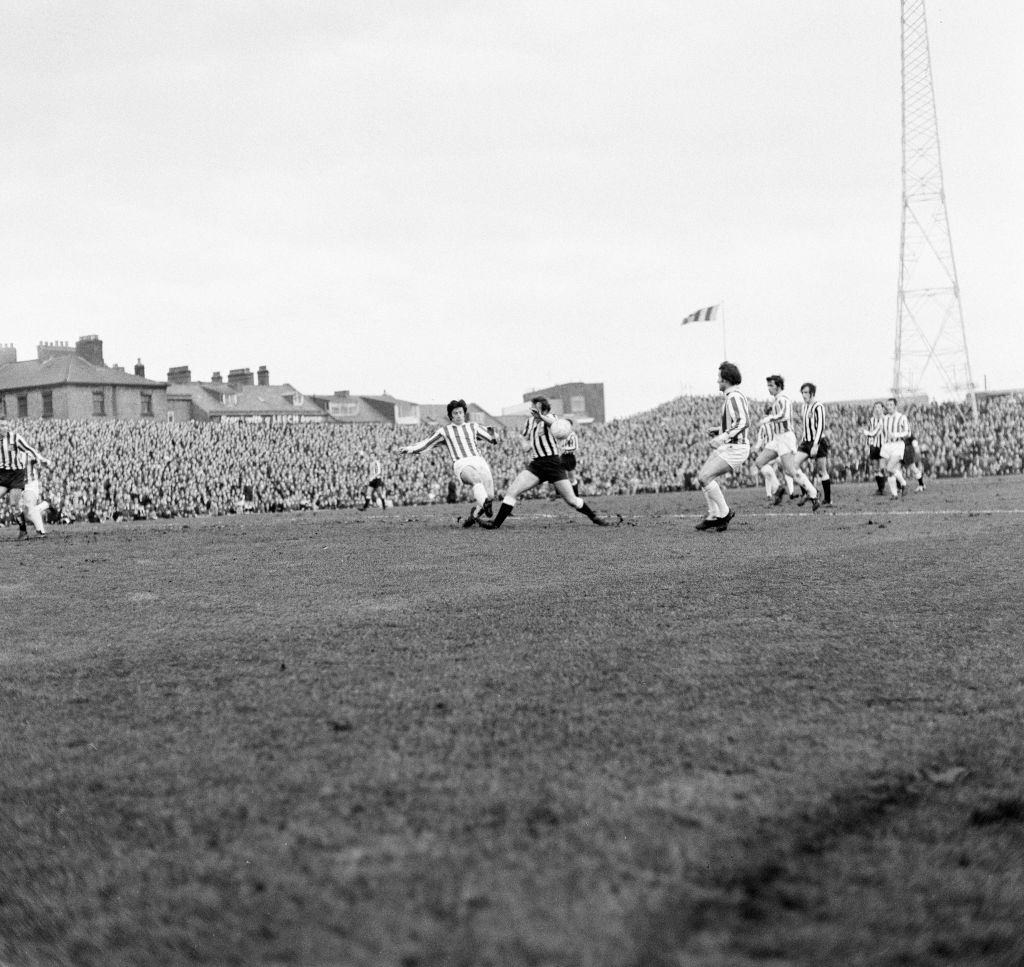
[704,480,728,517]
[760,463,779,496]
[471,482,487,510]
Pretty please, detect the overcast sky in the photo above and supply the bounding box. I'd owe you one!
[2,1,1021,418]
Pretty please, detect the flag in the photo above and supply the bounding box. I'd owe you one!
[681,304,719,325]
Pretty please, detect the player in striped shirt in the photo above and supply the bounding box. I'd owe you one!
[399,399,498,528]
[478,396,610,529]
[877,397,910,499]
[752,419,795,503]
[862,401,887,494]
[793,382,832,506]
[694,361,750,531]
[0,420,53,540]
[753,374,819,511]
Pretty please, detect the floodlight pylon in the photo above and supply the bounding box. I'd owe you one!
[895,0,977,417]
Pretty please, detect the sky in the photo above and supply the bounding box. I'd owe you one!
[2,0,1022,419]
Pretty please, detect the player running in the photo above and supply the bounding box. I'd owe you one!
[694,361,750,531]
[399,399,498,528]
[754,374,819,511]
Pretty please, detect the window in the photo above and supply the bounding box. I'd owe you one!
[92,390,106,416]
[17,395,28,418]
[42,392,53,418]
[329,399,360,417]
[570,395,586,413]
[141,392,153,417]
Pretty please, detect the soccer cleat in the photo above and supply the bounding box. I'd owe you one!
[482,498,494,518]
[788,493,799,500]
[821,499,832,507]
[796,493,810,506]
[772,488,786,506]
[714,509,735,531]
[591,515,609,526]
[477,520,497,530]
[462,513,478,528]
[889,495,899,501]
[811,498,820,512]
[17,530,29,541]
[694,517,719,531]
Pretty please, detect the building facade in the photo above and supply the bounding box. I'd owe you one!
[0,336,168,421]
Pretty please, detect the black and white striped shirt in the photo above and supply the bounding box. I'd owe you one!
[405,422,496,462]
[721,389,750,444]
[523,417,560,458]
[880,411,909,444]
[0,428,45,471]
[801,399,826,447]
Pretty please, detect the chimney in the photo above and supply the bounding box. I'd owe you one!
[37,340,75,362]
[134,358,146,378]
[257,365,270,386]
[167,366,193,384]
[227,367,254,386]
[75,334,105,367]
[0,343,16,365]
[211,371,223,383]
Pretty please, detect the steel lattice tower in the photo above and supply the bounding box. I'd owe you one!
[895,0,977,416]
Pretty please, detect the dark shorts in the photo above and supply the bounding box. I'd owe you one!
[902,437,918,466]
[367,477,385,489]
[561,453,577,472]
[798,438,830,457]
[0,468,27,492]
[528,456,569,484]
[869,445,881,461]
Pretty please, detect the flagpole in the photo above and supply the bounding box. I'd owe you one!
[721,302,727,359]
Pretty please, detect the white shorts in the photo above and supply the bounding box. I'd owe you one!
[453,455,493,490]
[881,441,905,466]
[715,443,751,472]
[768,430,798,457]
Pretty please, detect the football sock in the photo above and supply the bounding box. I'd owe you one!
[888,475,899,496]
[784,475,795,496]
[25,503,46,533]
[705,480,729,517]
[489,501,514,529]
[760,464,779,496]
[875,474,886,493]
[822,478,831,503]
[572,483,580,497]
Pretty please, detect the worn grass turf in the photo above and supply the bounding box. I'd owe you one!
[2,477,1023,966]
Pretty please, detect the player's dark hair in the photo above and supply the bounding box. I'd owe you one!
[531,396,551,414]
[766,374,784,389]
[446,398,468,420]
[800,382,816,396]
[718,362,741,386]
[887,396,898,405]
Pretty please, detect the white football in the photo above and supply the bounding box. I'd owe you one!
[550,418,572,441]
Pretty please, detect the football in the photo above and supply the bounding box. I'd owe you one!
[550,418,572,441]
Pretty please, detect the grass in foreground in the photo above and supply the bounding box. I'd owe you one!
[2,477,1024,966]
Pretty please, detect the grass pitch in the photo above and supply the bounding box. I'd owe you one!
[2,477,1023,966]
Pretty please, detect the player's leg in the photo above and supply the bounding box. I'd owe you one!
[479,469,539,529]
[552,478,607,525]
[7,487,29,537]
[782,451,817,505]
[458,463,490,527]
[816,456,831,505]
[695,454,733,528]
[19,483,47,536]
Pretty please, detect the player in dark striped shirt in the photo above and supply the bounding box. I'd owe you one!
[0,420,53,539]
[478,396,610,529]
[794,382,832,506]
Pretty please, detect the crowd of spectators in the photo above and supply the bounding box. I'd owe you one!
[5,391,1023,525]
